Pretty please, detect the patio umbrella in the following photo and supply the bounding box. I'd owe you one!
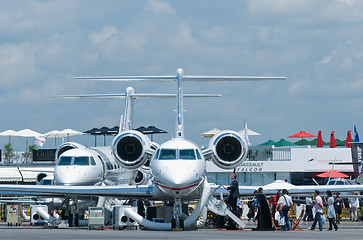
[238,128,261,136]
[84,128,101,147]
[275,139,297,147]
[99,126,119,146]
[316,130,324,148]
[201,128,221,138]
[259,140,277,146]
[335,139,345,147]
[59,128,85,142]
[0,129,18,144]
[345,130,352,147]
[294,139,312,146]
[316,170,349,178]
[16,129,42,150]
[263,180,296,190]
[135,126,167,141]
[330,131,337,148]
[42,130,62,147]
[288,131,317,145]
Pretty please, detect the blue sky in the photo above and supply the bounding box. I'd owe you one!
[1,0,362,150]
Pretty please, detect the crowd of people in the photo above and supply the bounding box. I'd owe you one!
[225,175,361,231]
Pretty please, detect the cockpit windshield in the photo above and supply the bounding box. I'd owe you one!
[57,156,96,166]
[180,149,196,160]
[157,149,199,160]
[159,149,177,160]
[74,156,90,165]
[58,156,72,166]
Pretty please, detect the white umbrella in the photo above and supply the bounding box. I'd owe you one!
[42,130,62,147]
[0,129,18,144]
[201,128,221,138]
[238,128,261,136]
[59,128,85,142]
[262,180,296,190]
[16,129,42,150]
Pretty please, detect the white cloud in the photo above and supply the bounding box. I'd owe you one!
[146,0,174,14]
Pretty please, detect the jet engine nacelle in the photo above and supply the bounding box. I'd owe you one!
[208,130,248,169]
[55,142,86,160]
[111,130,151,169]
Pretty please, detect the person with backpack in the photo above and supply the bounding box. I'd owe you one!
[277,189,293,231]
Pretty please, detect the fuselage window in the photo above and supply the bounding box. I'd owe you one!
[90,156,96,166]
[58,156,72,166]
[195,149,202,160]
[159,149,177,160]
[74,156,90,165]
[180,149,196,160]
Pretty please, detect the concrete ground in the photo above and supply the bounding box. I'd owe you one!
[0,220,362,240]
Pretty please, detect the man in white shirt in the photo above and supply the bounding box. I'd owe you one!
[310,190,324,231]
[277,189,292,231]
[349,191,360,222]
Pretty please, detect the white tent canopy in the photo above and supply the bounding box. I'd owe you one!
[59,128,85,137]
[0,130,18,144]
[238,128,261,136]
[201,128,221,138]
[42,130,62,138]
[16,129,42,137]
[262,180,296,190]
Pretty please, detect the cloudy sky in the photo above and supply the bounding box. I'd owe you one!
[1,0,362,150]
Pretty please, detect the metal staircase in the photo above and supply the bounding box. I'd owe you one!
[207,193,246,229]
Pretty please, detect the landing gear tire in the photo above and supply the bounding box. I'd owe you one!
[171,217,184,230]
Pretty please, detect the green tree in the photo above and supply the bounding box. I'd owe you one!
[4,143,14,160]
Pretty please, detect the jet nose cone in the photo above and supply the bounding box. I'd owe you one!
[54,166,95,186]
[158,163,198,188]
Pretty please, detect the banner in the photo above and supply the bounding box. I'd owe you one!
[351,142,363,177]
[34,136,46,147]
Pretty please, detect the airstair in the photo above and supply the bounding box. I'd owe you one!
[207,193,246,229]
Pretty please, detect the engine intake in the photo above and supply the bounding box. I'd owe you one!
[111,130,150,169]
[55,142,86,160]
[208,130,248,169]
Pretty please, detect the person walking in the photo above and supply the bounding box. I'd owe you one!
[334,192,345,224]
[349,191,360,222]
[277,189,292,231]
[326,190,338,231]
[310,190,325,231]
[303,196,314,221]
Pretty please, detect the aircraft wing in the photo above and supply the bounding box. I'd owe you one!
[0,184,154,198]
[210,181,363,198]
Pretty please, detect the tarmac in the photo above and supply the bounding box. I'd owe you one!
[1,220,363,240]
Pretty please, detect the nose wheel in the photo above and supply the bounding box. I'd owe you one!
[172,197,184,230]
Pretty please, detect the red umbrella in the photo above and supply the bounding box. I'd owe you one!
[330,131,337,148]
[345,130,352,148]
[288,131,317,145]
[316,170,349,178]
[316,130,324,148]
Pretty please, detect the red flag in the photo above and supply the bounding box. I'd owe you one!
[345,130,352,147]
[330,131,337,148]
[317,130,324,147]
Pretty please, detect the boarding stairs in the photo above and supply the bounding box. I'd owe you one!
[207,193,246,229]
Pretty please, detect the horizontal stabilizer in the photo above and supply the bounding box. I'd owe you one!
[53,93,221,99]
[75,76,286,82]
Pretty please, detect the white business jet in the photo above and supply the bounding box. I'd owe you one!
[0,68,290,230]
[52,86,220,187]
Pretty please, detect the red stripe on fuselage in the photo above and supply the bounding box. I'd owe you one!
[153,181,200,191]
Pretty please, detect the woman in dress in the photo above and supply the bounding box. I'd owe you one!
[326,190,338,231]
